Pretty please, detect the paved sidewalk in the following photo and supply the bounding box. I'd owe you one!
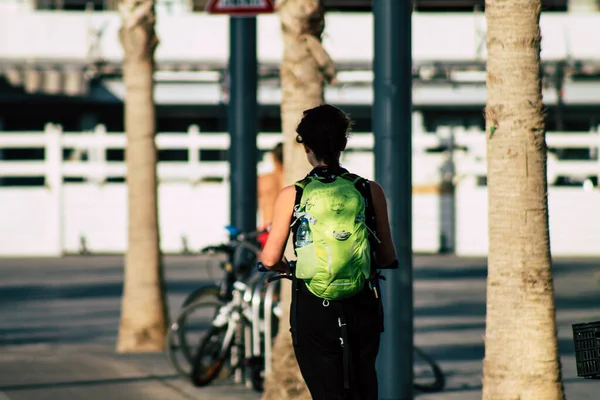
[0,255,599,399]
[0,344,260,400]
[0,344,597,400]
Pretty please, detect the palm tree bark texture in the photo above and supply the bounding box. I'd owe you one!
[262,1,336,399]
[116,0,169,353]
[483,0,565,398]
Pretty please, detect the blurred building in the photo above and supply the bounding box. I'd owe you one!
[0,0,599,135]
[1,0,600,256]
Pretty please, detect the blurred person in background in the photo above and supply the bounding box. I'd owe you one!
[257,143,284,247]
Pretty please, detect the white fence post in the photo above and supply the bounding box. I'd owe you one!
[2,126,600,256]
[188,124,201,184]
[45,123,63,256]
[0,117,4,186]
[596,126,600,189]
[92,124,107,184]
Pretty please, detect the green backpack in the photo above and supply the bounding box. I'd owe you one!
[292,172,376,300]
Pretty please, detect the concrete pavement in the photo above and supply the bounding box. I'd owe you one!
[0,254,599,399]
[0,344,260,400]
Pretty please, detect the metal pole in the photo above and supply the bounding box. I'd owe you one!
[228,17,258,234]
[373,0,413,399]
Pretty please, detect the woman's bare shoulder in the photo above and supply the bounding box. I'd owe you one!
[275,185,297,205]
[368,180,386,199]
[280,184,296,195]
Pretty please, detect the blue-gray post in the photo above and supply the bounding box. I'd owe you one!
[228,17,258,234]
[373,0,414,399]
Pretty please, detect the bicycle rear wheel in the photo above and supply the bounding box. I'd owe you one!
[166,286,223,377]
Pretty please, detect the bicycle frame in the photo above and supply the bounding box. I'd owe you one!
[263,276,280,376]
[169,225,281,391]
[207,271,275,387]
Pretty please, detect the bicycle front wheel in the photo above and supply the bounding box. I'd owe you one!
[166,286,223,377]
[191,324,233,387]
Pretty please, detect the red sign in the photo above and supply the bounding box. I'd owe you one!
[205,0,275,15]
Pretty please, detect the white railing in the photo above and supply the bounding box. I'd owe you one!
[1,124,599,187]
[1,125,599,258]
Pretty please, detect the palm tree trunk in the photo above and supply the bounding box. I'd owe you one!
[262,1,335,398]
[116,0,168,353]
[483,0,565,398]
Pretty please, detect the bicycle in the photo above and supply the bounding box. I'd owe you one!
[166,226,281,391]
[258,262,446,393]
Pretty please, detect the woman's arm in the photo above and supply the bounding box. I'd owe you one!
[257,173,276,228]
[369,181,397,267]
[260,185,296,273]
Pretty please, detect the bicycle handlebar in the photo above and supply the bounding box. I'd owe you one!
[257,261,296,283]
[199,226,268,255]
[257,262,269,273]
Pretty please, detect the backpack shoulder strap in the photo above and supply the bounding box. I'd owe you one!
[339,172,362,185]
[294,176,312,190]
[338,172,376,229]
[360,180,379,275]
[340,173,379,267]
[354,178,377,231]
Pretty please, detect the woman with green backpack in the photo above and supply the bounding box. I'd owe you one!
[261,104,398,400]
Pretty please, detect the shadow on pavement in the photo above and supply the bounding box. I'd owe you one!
[421,337,579,363]
[0,254,599,396]
[0,280,211,303]
[0,374,180,392]
[413,257,600,281]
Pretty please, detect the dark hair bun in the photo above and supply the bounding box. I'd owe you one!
[295,104,352,166]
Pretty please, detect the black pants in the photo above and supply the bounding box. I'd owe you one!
[291,279,382,400]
